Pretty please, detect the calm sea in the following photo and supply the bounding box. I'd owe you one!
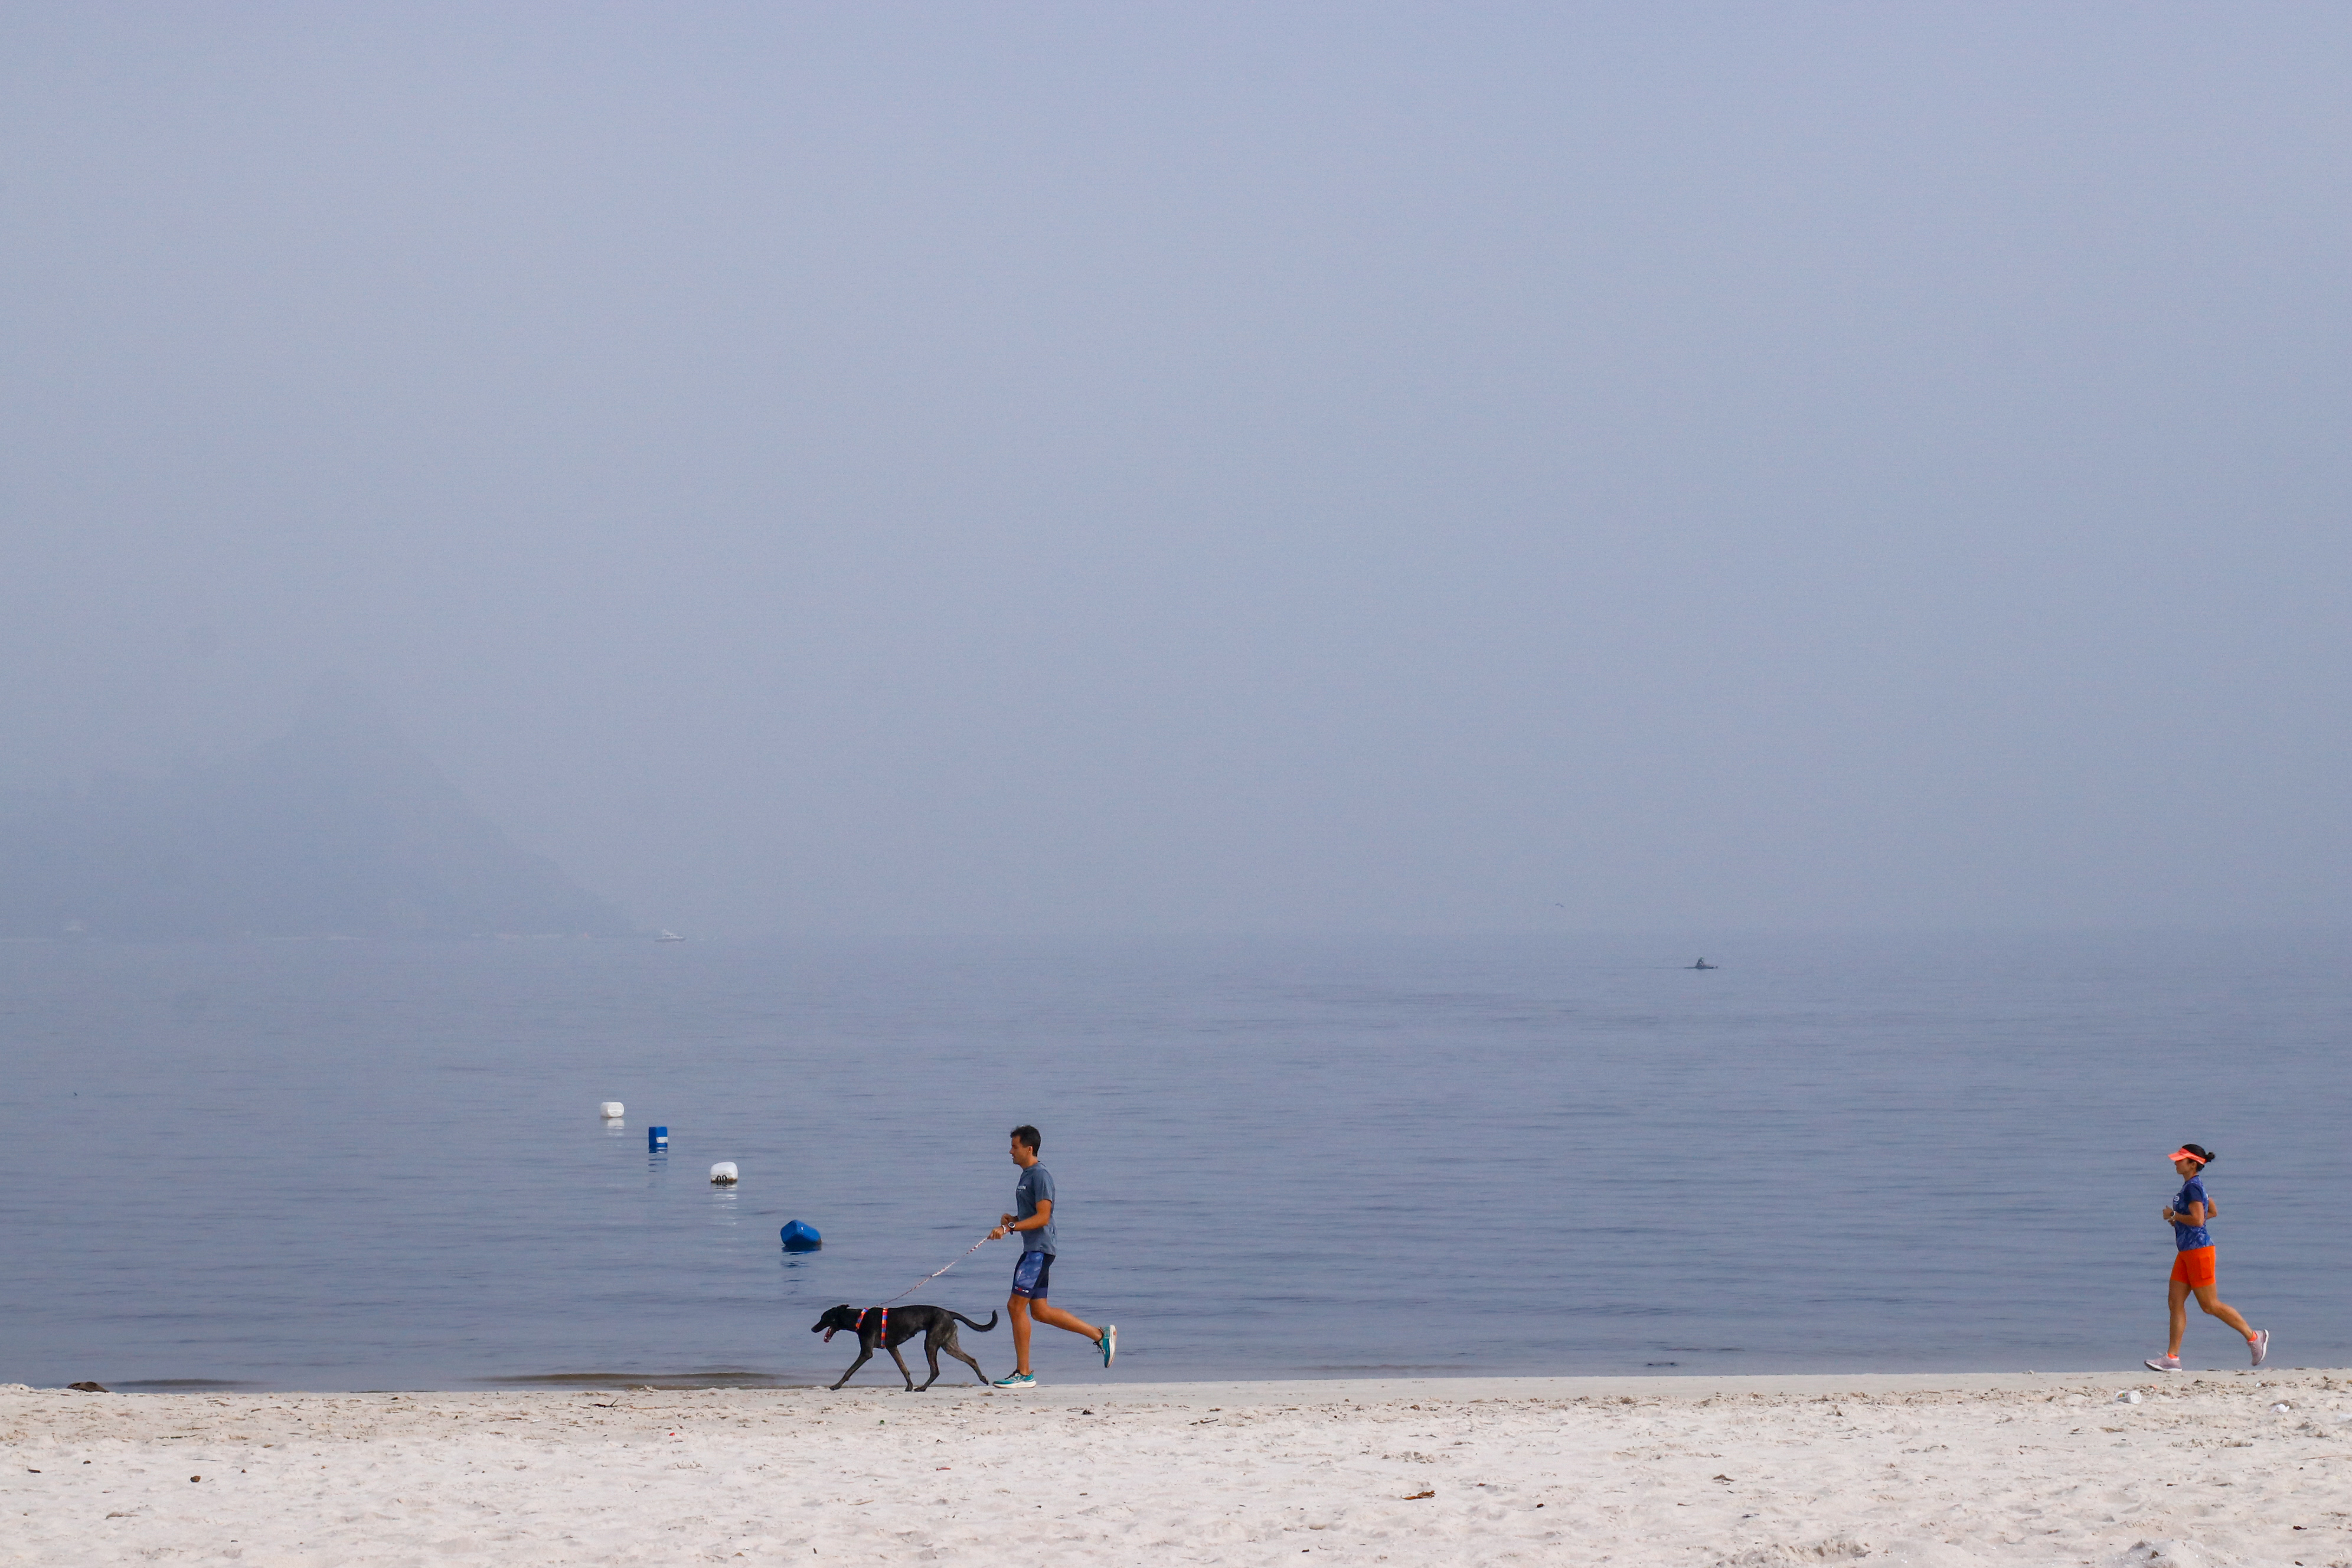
[1,933,2345,1390]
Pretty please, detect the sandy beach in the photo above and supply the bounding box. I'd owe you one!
[5,1367,2346,1566]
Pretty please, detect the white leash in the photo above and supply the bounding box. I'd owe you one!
[873,1233,996,1306]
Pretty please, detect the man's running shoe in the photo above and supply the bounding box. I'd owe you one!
[2250,1329,2269,1368]
[2144,1355,2182,1372]
[1099,1325,1117,1368]
[991,1371,1035,1389]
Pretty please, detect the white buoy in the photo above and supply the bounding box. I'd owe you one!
[600,1102,625,1119]
[710,1162,739,1185]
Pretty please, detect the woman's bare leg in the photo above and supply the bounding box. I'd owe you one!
[2191,1283,2254,1340]
[2167,1280,2190,1357]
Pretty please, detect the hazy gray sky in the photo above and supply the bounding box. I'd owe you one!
[5,5,2347,936]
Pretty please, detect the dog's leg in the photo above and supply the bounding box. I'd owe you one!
[831,1341,877,1390]
[886,1340,917,1392]
[942,1333,988,1386]
[918,1329,947,1391]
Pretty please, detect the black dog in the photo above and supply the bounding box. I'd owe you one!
[812,1304,999,1390]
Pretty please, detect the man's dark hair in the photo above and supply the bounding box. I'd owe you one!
[1011,1124,1042,1152]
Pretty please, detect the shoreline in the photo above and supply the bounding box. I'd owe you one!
[14,1365,2306,1400]
[9,1368,2347,1564]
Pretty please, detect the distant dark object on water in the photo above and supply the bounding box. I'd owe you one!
[1688,958,1717,970]
[66,1381,108,1393]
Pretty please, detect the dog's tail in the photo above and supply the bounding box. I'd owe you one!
[948,1311,999,1333]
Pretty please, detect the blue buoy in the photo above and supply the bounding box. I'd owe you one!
[779,1220,822,1252]
[648,1126,668,1151]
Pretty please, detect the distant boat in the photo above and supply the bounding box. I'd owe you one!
[1687,958,1716,970]
[655,929,687,943]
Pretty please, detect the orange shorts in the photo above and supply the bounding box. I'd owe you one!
[2170,1246,2216,1288]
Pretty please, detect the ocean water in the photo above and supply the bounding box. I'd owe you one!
[1,932,2345,1391]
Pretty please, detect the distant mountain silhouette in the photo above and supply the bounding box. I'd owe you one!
[0,691,632,939]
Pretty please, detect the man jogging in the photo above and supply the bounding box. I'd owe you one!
[2146,1143,2268,1372]
[986,1124,1114,1389]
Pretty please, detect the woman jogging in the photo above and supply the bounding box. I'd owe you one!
[2146,1144,2268,1373]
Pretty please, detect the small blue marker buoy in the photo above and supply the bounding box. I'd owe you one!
[648,1126,668,1151]
[779,1220,822,1252]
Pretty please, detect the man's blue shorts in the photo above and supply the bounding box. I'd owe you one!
[1011,1250,1056,1299]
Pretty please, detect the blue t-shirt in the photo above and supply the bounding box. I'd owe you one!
[1014,1163,1057,1255]
[2171,1176,2211,1252]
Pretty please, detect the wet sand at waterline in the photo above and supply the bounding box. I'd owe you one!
[6,1369,2346,1566]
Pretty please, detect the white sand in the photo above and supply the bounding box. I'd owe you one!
[5,1368,2348,1566]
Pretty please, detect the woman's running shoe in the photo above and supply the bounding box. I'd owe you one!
[1099,1325,1117,1368]
[2250,1329,2270,1367]
[991,1371,1035,1389]
[2144,1355,2182,1372]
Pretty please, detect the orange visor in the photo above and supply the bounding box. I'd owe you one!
[2168,1148,2204,1165]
